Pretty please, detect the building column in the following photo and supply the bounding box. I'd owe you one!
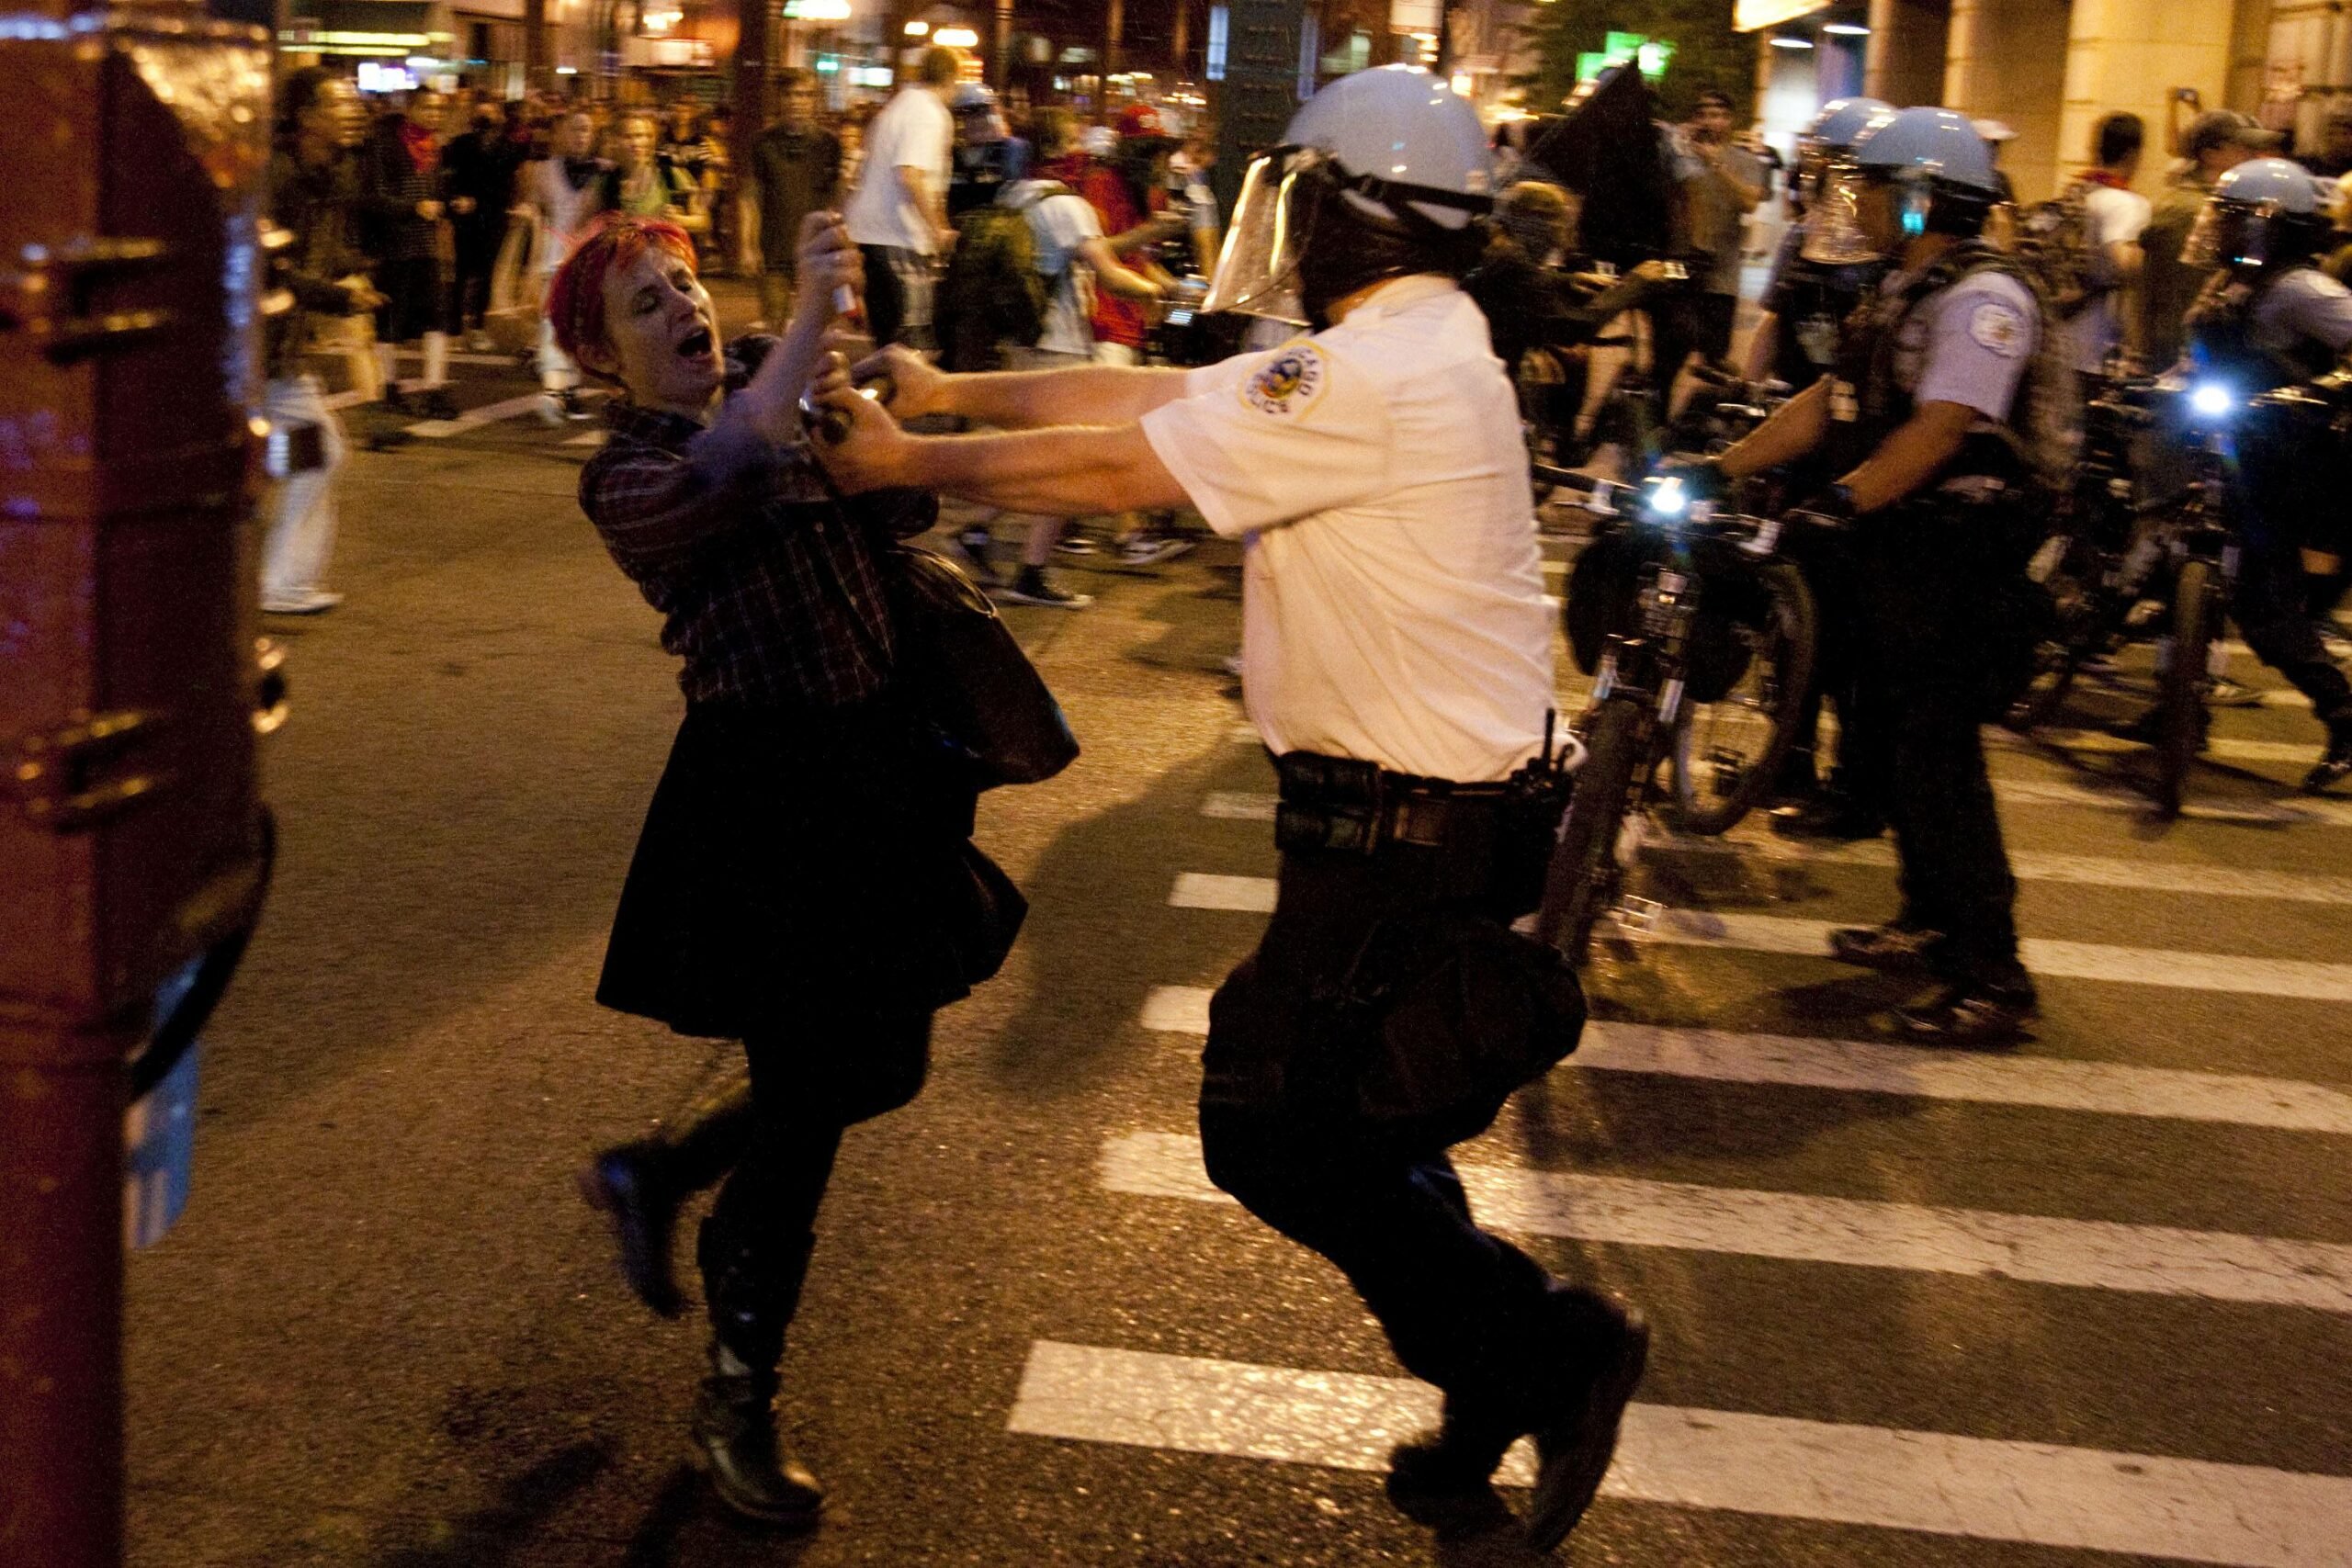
[526,0,548,90]
[2056,0,2237,198]
[1863,0,1950,107]
[736,0,771,142]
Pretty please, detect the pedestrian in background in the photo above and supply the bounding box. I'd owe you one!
[607,110,707,231]
[2065,111,2151,379]
[554,211,1023,1529]
[442,99,526,352]
[528,107,607,422]
[1678,87,1764,370]
[2143,109,2276,366]
[842,45,962,348]
[744,70,842,331]
[359,89,460,420]
[261,67,380,615]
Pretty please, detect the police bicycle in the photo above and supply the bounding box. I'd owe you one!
[1533,470,1820,960]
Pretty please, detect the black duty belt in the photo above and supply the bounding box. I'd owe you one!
[1273,750,1517,856]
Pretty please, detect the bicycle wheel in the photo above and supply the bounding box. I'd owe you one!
[2155,558,2214,817]
[1534,696,1647,965]
[1667,561,1818,835]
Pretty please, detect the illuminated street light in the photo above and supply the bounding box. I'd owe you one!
[1823,21,1871,35]
[904,18,928,33]
[933,25,979,46]
[1768,34,1815,49]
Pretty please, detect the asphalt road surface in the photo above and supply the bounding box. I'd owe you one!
[126,314,2352,1568]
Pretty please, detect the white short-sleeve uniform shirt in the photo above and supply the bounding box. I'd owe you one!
[1139,276,1553,783]
[2066,182,2151,373]
[842,86,954,254]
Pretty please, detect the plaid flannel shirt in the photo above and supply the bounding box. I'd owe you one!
[580,379,898,709]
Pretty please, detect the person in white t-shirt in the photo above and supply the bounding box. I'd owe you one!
[2065,112,2151,377]
[811,64,1646,1559]
[841,46,961,348]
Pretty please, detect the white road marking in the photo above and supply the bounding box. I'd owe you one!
[1642,909,2352,1002]
[402,389,598,438]
[2022,728,2321,766]
[1099,1132,2352,1312]
[1008,1341,2352,1567]
[1199,783,2352,829]
[1178,838,2352,906]
[390,348,525,367]
[321,388,375,412]
[1134,991,2352,1134]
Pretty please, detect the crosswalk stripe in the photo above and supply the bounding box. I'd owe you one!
[1099,1132,2352,1312]
[2025,728,2322,766]
[1179,837,2352,906]
[1199,783,2352,829]
[1008,1341,2352,1567]
[1641,909,2352,1002]
[1134,991,2352,1134]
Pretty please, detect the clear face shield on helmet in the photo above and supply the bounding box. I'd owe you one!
[1801,161,1878,265]
[1200,144,1318,325]
[2183,198,2269,272]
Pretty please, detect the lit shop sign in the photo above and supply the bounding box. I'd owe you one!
[785,0,853,18]
[1577,31,1672,84]
[1733,0,1830,29]
[281,27,455,56]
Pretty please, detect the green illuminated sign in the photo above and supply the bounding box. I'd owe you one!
[1577,32,1674,84]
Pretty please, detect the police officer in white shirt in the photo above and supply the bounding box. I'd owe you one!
[812,63,1647,1555]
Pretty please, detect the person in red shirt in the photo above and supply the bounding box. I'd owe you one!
[1052,105,1199,563]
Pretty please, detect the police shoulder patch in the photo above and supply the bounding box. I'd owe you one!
[1966,299,2028,359]
[1239,343,1329,419]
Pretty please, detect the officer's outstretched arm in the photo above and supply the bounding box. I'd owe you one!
[812,376,1190,515]
[854,344,1191,431]
[1835,400,1977,513]
[1717,377,1830,481]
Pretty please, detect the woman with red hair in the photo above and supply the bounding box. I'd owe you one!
[556,211,1024,1529]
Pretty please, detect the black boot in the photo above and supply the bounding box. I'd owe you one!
[578,1065,756,1317]
[2306,717,2352,795]
[692,1219,823,1527]
[1385,1400,1519,1532]
[689,1344,824,1529]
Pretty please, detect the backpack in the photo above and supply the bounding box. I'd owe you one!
[2014,178,2113,322]
[935,180,1070,371]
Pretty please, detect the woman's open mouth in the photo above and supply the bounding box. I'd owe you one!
[675,325,713,360]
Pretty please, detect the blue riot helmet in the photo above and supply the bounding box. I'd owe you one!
[1804,107,2002,265]
[2184,156,2335,276]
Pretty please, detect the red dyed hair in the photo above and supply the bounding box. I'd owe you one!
[545,213,699,371]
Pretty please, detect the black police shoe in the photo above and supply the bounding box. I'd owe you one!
[1524,1295,1651,1553]
[2305,723,2352,795]
[1827,920,1946,973]
[690,1350,825,1529]
[1385,1409,1520,1532]
[1895,978,2040,1044]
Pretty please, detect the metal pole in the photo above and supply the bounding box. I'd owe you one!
[735,0,771,141]
[994,0,1013,88]
[526,0,549,92]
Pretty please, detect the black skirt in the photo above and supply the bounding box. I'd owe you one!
[597,697,1026,1039]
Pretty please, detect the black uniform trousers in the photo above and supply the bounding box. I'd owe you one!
[1851,502,2036,988]
[2233,462,2352,728]
[1198,831,1575,1435]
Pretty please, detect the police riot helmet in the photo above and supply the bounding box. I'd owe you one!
[1201,65,1494,327]
[2184,156,2335,275]
[1804,96,1894,155]
[1804,106,1999,264]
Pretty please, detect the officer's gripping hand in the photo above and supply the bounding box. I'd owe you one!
[851,343,944,420]
[808,356,909,494]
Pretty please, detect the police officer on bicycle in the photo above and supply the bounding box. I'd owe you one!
[1708,107,2047,1042]
[2177,157,2352,792]
[812,64,1647,1554]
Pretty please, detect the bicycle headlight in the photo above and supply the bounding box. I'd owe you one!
[2188,380,2235,421]
[1644,475,1689,521]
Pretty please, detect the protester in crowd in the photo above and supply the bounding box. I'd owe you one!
[2301,104,2352,179]
[1170,123,1222,279]
[744,70,842,331]
[842,45,962,349]
[529,107,608,422]
[358,89,460,420]
[946,83,1030,218]
[442,99,527,352]
[556,209,1023,1530]
[951,105,1169,606]
[837,104,873,194]
[2067,111,2151,379]
[607,109,707,232]
[2143,109,2276,366]
[1677,87,1764,371]
[1074,102,1199,565]
[261,67,380,615]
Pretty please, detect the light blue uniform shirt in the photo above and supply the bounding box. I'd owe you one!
[1887,267,2040,423]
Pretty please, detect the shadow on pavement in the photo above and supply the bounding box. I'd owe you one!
[367,1438,613,1567]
